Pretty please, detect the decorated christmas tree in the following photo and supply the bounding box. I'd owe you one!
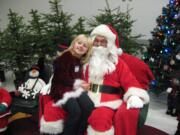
[143,0,180,94]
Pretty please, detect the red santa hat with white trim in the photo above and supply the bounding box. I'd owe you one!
[90,24,123,55]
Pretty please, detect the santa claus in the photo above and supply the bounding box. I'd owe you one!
[0,86,12,135]
[79,24,150,135]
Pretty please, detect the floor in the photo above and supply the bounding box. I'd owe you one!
[1,70,179,135]
[146,91,178,135]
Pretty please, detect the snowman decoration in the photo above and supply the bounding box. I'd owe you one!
[18,66,46,99]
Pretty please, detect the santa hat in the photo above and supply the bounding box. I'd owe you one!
[29,65,40,71]
[90,24,122,55]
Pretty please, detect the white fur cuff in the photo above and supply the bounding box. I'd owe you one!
[73,79,84,90]
[40,116,64,134]
[87,125,114,135]
[117,48,123,55]
[1,102,8,107]
[54,88,84,107]
[123,87,150,104]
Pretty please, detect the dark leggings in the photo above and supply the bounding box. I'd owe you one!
[77,92,94,135]
[62,92,94,135]
[62,98,82,135]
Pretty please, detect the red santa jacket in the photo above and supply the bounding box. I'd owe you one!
[83,57,150,110]
[0,88,12,132]
[121,53,155,90]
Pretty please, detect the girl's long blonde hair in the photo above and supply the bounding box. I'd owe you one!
[60,34,93,64]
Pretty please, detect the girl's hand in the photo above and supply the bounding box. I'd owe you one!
[81,82,90,91]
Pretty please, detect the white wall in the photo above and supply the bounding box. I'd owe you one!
[0,0,168,39]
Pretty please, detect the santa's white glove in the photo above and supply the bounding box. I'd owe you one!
[40,83,51,95]
[127,95,144,109]
[166,87,172,93]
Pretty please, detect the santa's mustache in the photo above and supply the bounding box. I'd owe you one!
[92,46,109,57]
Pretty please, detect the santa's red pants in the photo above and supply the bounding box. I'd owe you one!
[114,102,140,135]
[87,102,140,135]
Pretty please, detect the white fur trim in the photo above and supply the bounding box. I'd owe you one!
[1,102,8,107]
[40,116,64,134]
[90,24,116,43]
[0,127,7,132]
[88,92,122,110]
[123,87,150,104]
[87,125,114,135]
[73,79,84,90]
[117,48,123,55]
[40,75,53,95]
[97,100,122,109]
[54,88,84,106]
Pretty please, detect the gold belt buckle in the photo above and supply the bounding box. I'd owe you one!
[90,84,101,93]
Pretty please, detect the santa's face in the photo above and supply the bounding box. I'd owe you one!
[93,35,108,47]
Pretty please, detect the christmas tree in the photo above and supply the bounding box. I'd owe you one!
[0,9,33,71]
[0,9,35,88]
[143,0,180,94]
[43,0,73,47]
[88,0,145,55]
[28,9,54,58]
[72,17,89,36]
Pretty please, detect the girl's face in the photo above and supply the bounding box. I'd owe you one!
[72,39,89,57]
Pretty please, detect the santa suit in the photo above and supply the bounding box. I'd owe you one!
[0,88,12,133]
[120,53,155,90]
[114,53,154,135]
[84,24,150,135]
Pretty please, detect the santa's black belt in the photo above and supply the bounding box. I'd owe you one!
[90,84,120,94]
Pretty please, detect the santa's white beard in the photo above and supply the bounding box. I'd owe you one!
[88,46,117,84]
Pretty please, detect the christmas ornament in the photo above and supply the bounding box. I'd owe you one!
[170,59,175,65]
